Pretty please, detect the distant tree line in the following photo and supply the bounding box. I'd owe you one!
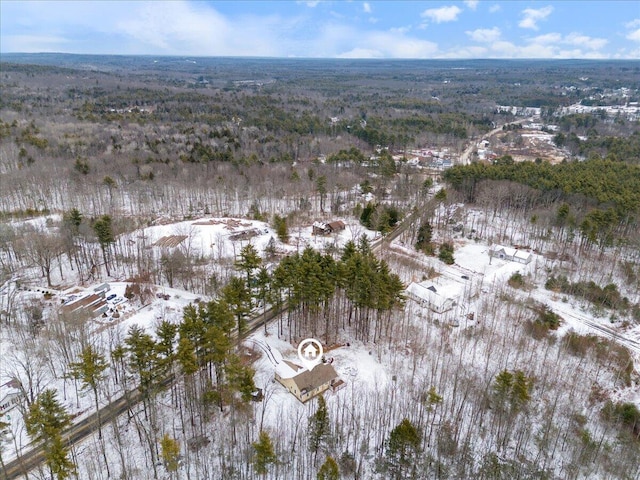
[444,158,640,248]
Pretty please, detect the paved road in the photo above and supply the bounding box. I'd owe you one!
[458,117,534,166]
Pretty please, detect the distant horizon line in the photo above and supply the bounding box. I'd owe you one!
[1,52,638,62]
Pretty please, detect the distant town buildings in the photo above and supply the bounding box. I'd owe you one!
[401,148,454,170]
[496,102,639,122]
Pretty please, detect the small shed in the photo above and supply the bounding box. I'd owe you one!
[326,221,346,233]
[93,283,111,295]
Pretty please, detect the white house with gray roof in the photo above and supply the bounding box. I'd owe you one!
[489,245,532,264]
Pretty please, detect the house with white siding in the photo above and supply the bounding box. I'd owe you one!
[406,281,463,314]
[489,245,533,264]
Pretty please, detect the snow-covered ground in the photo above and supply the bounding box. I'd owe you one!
[1,210,639,478]
[0,215,380,462]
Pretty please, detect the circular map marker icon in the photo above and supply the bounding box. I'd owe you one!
[297,338,323,371]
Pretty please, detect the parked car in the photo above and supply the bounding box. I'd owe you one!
[107,293,117,301]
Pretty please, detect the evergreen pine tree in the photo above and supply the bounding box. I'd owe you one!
[47,434,76,480]
[273,214,289,243]
[316,175,327,212]
[25,389,75,480]
[222,276,251,334]
[64,208,82,232]
[176,337,199,376]
[309,395,330,457]
[68,345,108,437]
[92,214,114,276]
[492,370,514,411]
[155,320,178,376]
[236,243,261,293]
[160,433,181,473]
[438,242,455,265]
[252,430,277,477]
[226,354,256,402]
[124,325,159,409]
[415,222,434,255]
[317,456,340,480]
[385,418,421,480]
[510,370,533,412]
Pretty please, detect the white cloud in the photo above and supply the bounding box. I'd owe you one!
[466,27,501,43]
[114,2,286,56]
[464,0,479,10]
[390,26,411,35]
[2,34,70,53]
[338,47,381,59]
[483,30,611,59]
[530,33,562,44]
[440,45,487,58]
[363,2,372,14]
[564,33,608,51]
[626,47,640,58]
[627,29,640,42]
[298,1,321,7]
[337,30,438,58]
[489,4,501,13]
[519,6,553,30]
[624,18,640,29]
[421,5,462,24]
[0,1,294,55]
[517,43,556,58]
[490,40,518,57]
[524,32,608,56]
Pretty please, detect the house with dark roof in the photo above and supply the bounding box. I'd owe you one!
[275,361,344,403]
[312,220,346,235]
[61,293,108,318]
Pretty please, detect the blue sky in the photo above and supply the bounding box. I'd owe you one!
[1,1,639,59]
